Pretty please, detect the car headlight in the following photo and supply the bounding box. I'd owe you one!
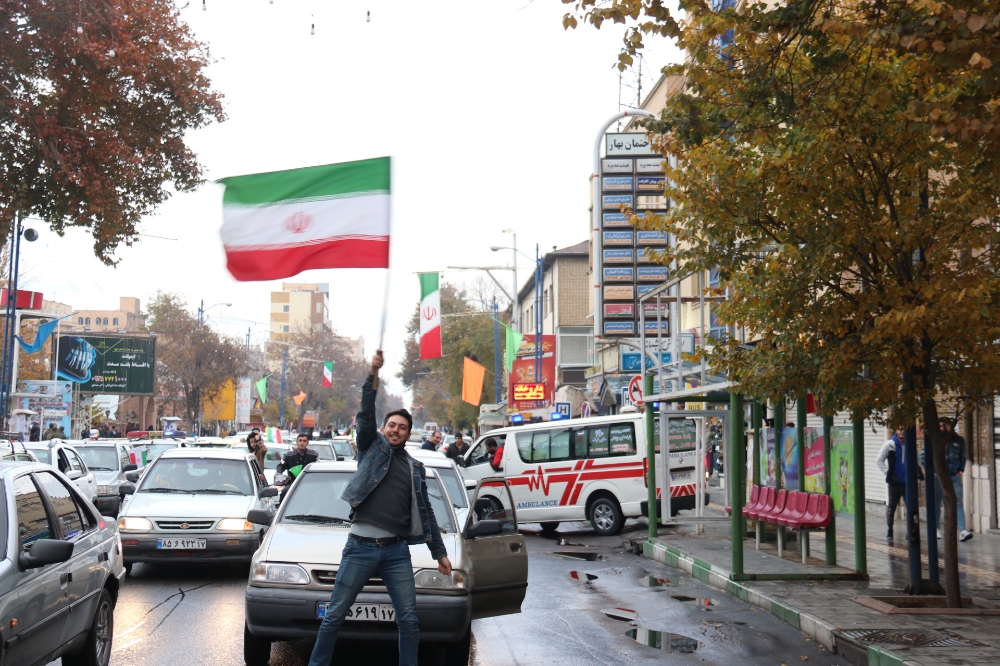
[217,518,254,531]
[414,569,467,590]
[251,562,310,585]
[118,517,152,532]
[97,485,110,495]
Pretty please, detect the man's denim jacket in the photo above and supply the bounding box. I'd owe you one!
[341,374,448,561]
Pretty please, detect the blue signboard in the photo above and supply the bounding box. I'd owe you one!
[604,321,636,335]
[603,212,630,228]
[602,194,633,210]
[555,402,571,417]
[603,249,634,264]
[621,351,673,372]
[638,266,669,282]
[603,177,634,192]
[637,284,658,297]
[637,176,666,191]
[602,231,634,246]
[644,319,670,333]
[636,248,658,263]
[603,267,635,282]
[637,231,668,245]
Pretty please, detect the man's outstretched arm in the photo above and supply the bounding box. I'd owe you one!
[355,351,383,456]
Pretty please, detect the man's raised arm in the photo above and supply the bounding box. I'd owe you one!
[355,350,384,455]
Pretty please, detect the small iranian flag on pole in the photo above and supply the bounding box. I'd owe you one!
[218,157,391,281]
[322,361,334,387]
[418,273,442,360]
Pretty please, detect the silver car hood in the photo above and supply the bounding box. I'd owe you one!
[91,470,121,485]
[123,492,256,518]
[262,523,460,570]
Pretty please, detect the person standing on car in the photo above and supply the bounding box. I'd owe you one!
[276,434,318,498]
[307,351,451,666]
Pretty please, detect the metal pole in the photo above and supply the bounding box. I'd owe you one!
[903,425,921,591]
[753,400,763,547]
[645,373,658,541]
[924,427,940,588]
[852,419,868,575]
[4,219,22,422]
[592,109,654,343]
[534,245,541,383]
[774,398,785,550]
[823,415,836,565]
[730,392,745,575]
[797,396,808,561]
[493,299,500,403]
[0,217,18,419]
[511,232,518,333]
[279,346,288,427]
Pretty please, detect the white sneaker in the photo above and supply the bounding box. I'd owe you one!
[937,530,943,539]
[960,530,973,542]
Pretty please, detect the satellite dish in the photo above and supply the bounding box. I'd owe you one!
[23,228,38,242]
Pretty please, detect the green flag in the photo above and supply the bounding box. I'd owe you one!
[500,322,524,372]
[287,464,304,478]
[255,375,270,403]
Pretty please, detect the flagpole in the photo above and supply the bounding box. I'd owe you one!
[377,156,393,356]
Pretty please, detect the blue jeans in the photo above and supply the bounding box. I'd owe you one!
[307,538,419,666]
[934,473,966,533]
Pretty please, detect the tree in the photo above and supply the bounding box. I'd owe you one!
[0,0,224,261]
[564,0,1000,606]
[146,292,247,429]
[398,282,506,432]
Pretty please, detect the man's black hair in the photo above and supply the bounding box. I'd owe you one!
[455,432,464,439]
[382,409,413,432]
[297,432,310,441]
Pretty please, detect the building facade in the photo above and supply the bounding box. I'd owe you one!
[60,296,145,333]
[270,282,330,338]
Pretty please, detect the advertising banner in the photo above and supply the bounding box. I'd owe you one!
[16,380,72,434]
[202,379,236,421]
[762,428,778,487]
[779,428,799,490]
[56,335,155,394]
[602,194,633,210]
[605,133,656,156]
[236,377,253,424]
[603,177,633,191]
[601,158,633,173]
[604,303,635,318]
[604,285,635,300]
[803,427,825,493]
[602,231,634,246]
[603,249,634,264]
[602,213,630,228]
[508,335,556,411]
[831,426,855,513]
[635,157,665,173]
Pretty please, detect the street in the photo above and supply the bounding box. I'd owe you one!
[49,521,844,666]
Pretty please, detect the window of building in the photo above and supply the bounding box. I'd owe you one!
[113,318,119,326]
[283,326,290,333]
[316,303,322,314]
[557,327,594,367]
[103,318,109,325]
[709,309,727,341]
[85,317,90,325]
[708,267,721,288]
[283,305,289,313]
[550,287,555,319]
[77,317,83,324]
[543,289,549,318]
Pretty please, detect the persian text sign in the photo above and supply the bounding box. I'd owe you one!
[605,133,655,156]
[56,336,156,394]
[512,383,546,402]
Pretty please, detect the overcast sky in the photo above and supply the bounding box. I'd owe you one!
[21,0,680,400]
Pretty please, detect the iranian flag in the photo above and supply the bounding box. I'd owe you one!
[322,361,333,387]
[418,273,442,360]
[219,157,391,281]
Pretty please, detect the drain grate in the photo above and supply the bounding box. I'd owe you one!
[840,629,977,648]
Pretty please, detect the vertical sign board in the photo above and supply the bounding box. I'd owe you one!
[508,335,556,417]
[831,426,855,513]
[803,427,825,493]
[236,377,253,425]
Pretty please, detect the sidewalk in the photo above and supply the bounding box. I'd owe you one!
[638,507,1000,666]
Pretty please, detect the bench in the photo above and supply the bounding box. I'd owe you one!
[740,485,832,562]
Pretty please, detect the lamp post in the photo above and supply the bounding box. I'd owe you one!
[489,243,544,381]
[0,217,38,422]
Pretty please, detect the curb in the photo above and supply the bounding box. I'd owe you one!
[643,539,915,666]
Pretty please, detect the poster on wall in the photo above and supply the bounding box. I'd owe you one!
[762,428,778,487]
[779,428,799,490]
[831,427,854,513]
[508,335,556,412]
[16,380,73,434]
[803,427,825,492]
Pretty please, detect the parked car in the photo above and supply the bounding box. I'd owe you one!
[190,437,233,448]
[409,448,470,528]
[242,461,527,666]
[24,439,99,507]
[74,440,140,516]
[0,439,39,462]
[125,437,191,465]
[0,460,126,665]
[117,448,278,574]
[330,436,355,461]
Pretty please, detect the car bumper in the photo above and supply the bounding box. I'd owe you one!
[122,533,259,564]
[245,585,471,642]
[96,494,121,516]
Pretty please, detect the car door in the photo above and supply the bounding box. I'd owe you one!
[69,449,97,502]
[6,473,71,666]
[464,479,528,619]
[33,471,104,643]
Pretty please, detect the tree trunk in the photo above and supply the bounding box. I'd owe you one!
[921,398,961,607]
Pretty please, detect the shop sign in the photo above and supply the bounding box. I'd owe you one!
[637,231,668,245]
[606,133,656,156]
[602,194,633,210]
[603,249,634,264]
[637,176,665,191]
[601,158,633,173]
[636,157,665,173]
[602,212,630,228]
[604,303,635,318]
[604,285,634,300]
[512,383,546,402]
[602,231,634,246]
[603,267,635,282]
[603,177,633,192]
[638,266,669,282]
[636,195,669,210]
[603,321,636,335]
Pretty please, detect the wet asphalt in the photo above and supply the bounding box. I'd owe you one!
[49,521,847,666]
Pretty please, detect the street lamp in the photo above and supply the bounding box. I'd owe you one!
[0,217,38,421]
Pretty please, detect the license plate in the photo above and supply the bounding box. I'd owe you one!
[156,538,207,549]
[317,602,395,622]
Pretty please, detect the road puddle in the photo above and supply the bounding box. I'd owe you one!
[601,607,637,622]
[554,551,602,561]
[671,595,720,608]
[671,595,696,602]
[639,575,676,587]
[569,571,599,582]
[625,628,704,652]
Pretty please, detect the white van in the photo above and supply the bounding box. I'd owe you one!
[460,413,704,536]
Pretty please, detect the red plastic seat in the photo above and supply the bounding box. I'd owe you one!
[749,485,773,520]
[790,494,832,529]
[741,485,761,518]
[757,488,786,523]
[774,491,809,527]
[786,493,820,529]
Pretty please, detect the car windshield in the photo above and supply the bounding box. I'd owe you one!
[142,443,182,461]
[434,465,469,508]
[281,471,456,533]
[75,446,119,471]
[24,446,52,465]
[139,458,254,495]
[331,440,353,457]
[310,443,336,461]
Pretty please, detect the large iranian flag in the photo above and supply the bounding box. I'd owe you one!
[418,273,442,360]
[219,157,390,281]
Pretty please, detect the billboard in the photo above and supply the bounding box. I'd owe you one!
[236,377,253,424]
[508,335,556,412]
[16,380,72,434]
[202,379,236,421]
[56,335,155,394]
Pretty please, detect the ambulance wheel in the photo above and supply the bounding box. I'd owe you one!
[540,522,559,534]
[588,496,623,536]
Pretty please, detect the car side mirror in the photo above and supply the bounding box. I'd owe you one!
[67,469,82,480]
[466,519,502,539]
[464,479,478,490]
[19,540,74,570]
[119,483,136,496]
[247,509,275,526]
[259,487,278,498]
[123,464,138,472]
[126,472,140,483]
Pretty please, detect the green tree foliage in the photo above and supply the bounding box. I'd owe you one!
[563,0,1000,607]
[0,0,224,261]
[398,282,506,432]
[146,292,247,428]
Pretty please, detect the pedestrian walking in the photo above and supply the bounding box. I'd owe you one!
[422,430,442,451]
[876,428,908,539]
[936,418,972,542]
[306,351,450,666]
[28,423,39,442]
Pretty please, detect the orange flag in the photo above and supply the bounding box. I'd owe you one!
[293,391,308,406]
[462,357,486,406]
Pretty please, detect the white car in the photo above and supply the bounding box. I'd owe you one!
[409,449,470,528]
[117,448,278,574]
[242,461,527,666]
[25,439,99,506]
[126,437,191,465]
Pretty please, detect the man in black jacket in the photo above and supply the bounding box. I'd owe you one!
[276,433,318,498]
